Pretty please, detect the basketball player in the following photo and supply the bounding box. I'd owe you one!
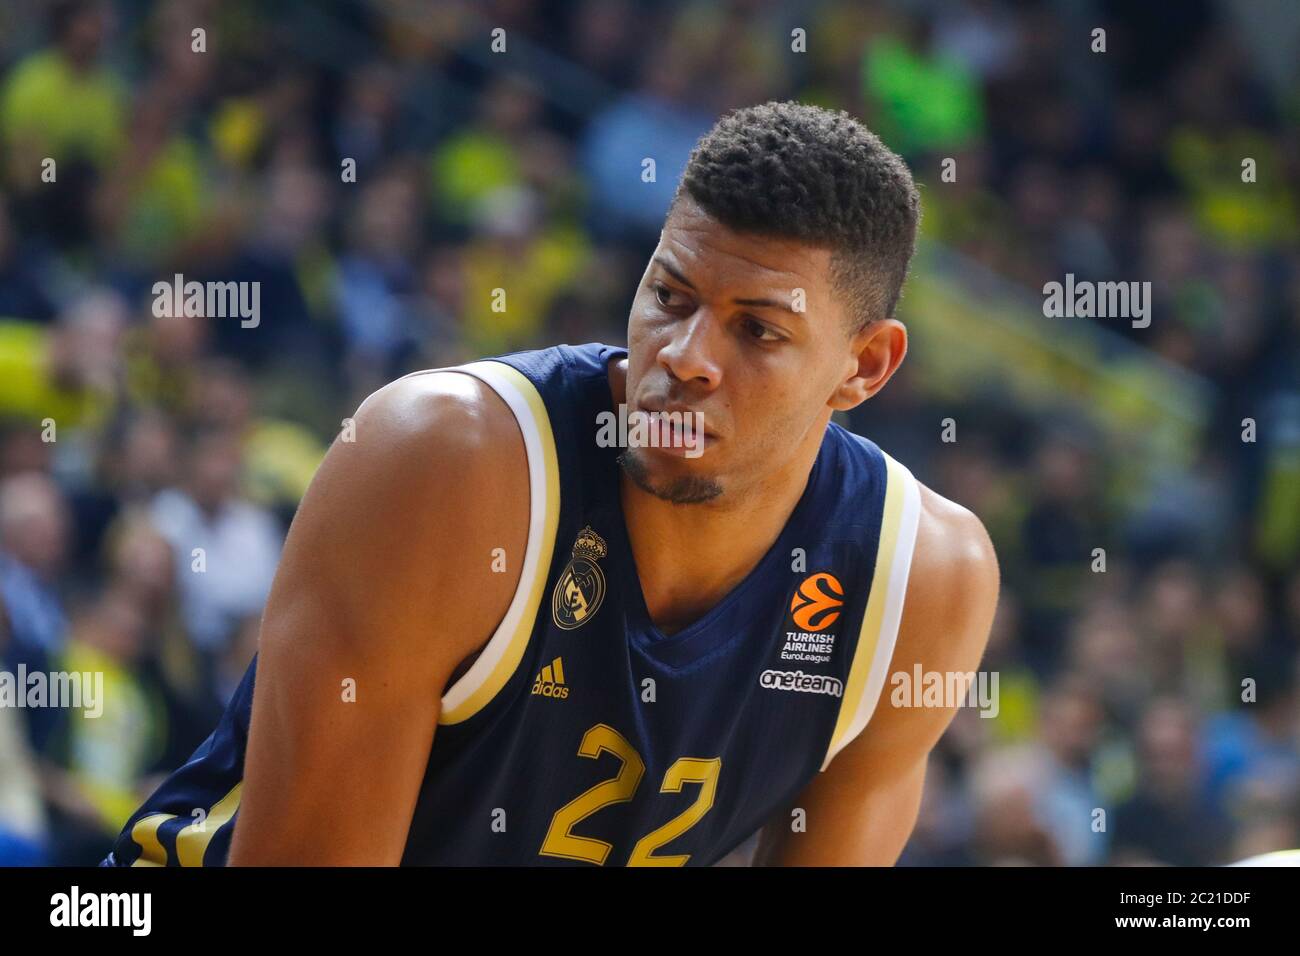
[102,101,999,866]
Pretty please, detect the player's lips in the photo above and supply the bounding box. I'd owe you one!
[635,400,717,453]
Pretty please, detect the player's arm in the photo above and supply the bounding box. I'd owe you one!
[226,371,529,865]
[752,485,999,866]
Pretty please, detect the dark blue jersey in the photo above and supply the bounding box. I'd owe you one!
[102,342,921,867]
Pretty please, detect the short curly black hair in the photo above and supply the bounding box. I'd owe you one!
[674,101,920,333]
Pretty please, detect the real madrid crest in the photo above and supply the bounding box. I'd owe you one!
[552,525,608,630]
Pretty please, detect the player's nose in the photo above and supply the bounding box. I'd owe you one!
[658,313,723,389]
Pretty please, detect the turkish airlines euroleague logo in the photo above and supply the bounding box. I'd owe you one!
[789,572,844,632]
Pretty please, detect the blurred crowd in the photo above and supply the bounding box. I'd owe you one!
[0,0,1296,866]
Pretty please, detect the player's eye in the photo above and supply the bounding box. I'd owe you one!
[653,282,679,308]
[742,317,781,343]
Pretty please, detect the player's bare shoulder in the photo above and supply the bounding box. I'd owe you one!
[899,482,1000,673]
[324,367,530,558]
[357,367,529,617]
[355,367,527,473]
[265,367,531,682]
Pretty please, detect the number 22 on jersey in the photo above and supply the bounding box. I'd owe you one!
[539,723,722,866]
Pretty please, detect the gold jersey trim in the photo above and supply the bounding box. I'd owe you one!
[821,452,922,771]
[438,361,561,724]
[129,782,243,866]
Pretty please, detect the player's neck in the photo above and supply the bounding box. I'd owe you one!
[617,452,817,636]
[606,353,823,636]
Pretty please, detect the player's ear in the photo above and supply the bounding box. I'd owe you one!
[827,317,907,412]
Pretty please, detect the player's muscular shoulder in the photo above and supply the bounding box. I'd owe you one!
[270,369,530,685]
[902,483,1000,674]
[857,483,997,750]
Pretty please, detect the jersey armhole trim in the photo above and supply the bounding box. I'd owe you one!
[820,452,922,771]
[128,782,243,866]
[437,360,561,724]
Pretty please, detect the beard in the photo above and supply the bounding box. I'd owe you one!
[616,448,723,505]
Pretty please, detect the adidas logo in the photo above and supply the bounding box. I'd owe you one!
[531,657,570,699]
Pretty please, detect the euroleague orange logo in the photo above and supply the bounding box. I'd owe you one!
[789,572,844,631]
